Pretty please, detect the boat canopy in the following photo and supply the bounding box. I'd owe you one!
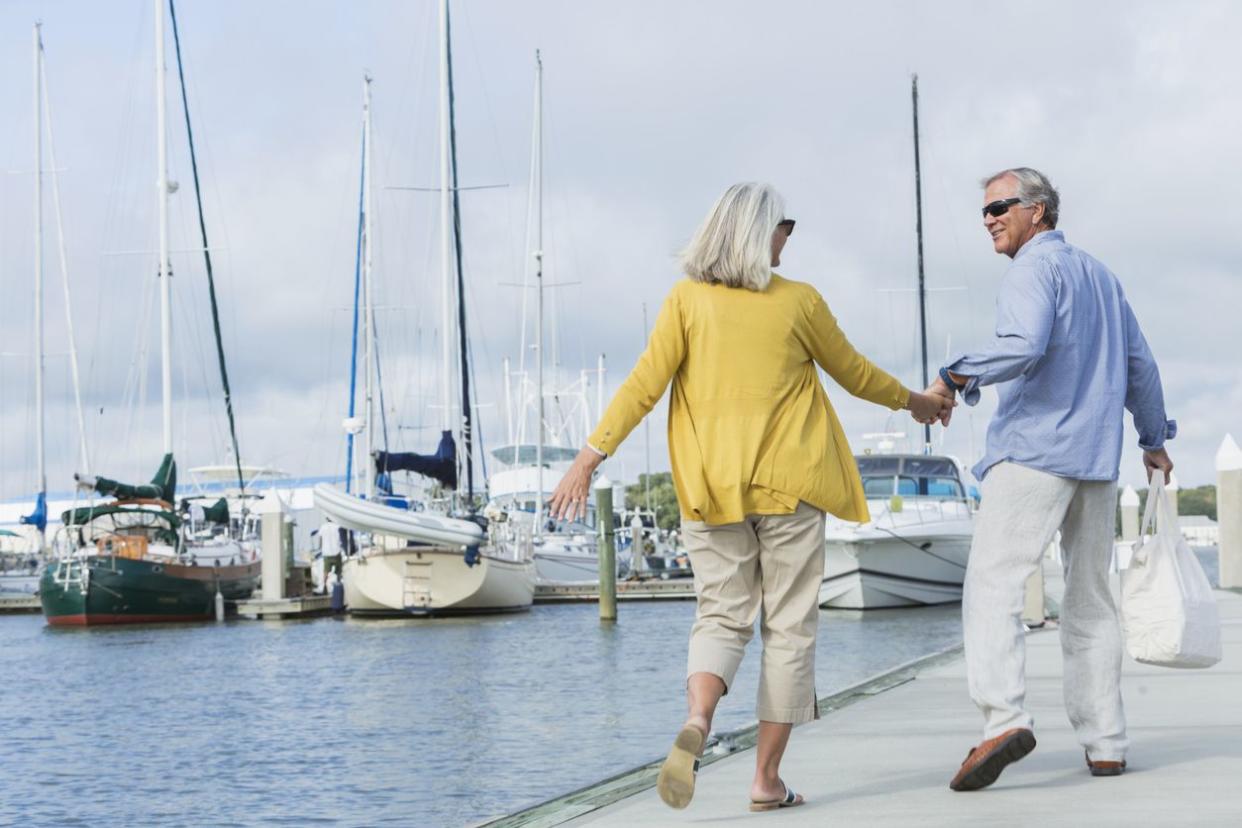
[490,444,580,465]
[59,502,180,545]
[374,430,457,490]
[77,453,177,503]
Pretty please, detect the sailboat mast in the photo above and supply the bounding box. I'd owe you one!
[444,1,474,504]
[532,50,544,536]
[911,74,930,449]
[156,0,173,455]
[437,0,453,436]
[362,74,376,499]
[39,34,91,477]
[33,23,46,536]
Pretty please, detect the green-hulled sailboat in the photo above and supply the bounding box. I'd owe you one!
[40,0,258,626]
[40,456,260,626]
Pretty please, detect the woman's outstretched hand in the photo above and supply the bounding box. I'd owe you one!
[548,446,606,522]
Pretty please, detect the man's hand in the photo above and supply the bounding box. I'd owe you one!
[924,376,959,427]
[1143,447,1174,481]
[907,389,955,426]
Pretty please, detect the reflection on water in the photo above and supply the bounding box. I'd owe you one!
[1,599,966,826]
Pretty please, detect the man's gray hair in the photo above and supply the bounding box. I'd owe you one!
[681,182,785,291]
[982,167,1060,229]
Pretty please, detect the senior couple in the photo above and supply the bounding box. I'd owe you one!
[548,168,1174,811]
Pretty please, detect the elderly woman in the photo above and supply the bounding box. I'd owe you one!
[549,182,949,812]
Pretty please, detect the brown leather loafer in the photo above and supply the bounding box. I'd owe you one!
[1085,752,1127,777]
[949,728,1037,791]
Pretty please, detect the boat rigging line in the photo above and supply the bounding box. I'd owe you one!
[168,0,245,495]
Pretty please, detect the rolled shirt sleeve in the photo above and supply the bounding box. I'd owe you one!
[945,261,1057,406]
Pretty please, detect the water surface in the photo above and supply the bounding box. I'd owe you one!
[0,598,967,826]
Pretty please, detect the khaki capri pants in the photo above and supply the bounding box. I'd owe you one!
[681,501,826,724]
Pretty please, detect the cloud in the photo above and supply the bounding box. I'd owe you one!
[1,0,1238,502]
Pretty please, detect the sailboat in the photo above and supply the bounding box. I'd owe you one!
[39,0,260,625]
[481,53,617,586]
[819,76,975,610]
[313,0,534,616]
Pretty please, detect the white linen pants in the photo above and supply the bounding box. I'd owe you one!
[964,462,1127,760]
[681,501,826,724]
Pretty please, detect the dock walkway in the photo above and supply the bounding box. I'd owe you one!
[557,588,1242,827]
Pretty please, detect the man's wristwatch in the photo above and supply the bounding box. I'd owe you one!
[939,366,965,393]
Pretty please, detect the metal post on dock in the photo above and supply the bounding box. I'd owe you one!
[257,491,288,602]
[1120,485,1140,542]
[1218,434,1242,589]
[596,474,617,621]
[629,514,644,579]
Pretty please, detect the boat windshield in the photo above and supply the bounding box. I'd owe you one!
[856,455,965,500]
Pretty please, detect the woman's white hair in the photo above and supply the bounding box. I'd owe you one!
[681,182,785,291]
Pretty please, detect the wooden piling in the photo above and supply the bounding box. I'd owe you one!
[596,475,617,621]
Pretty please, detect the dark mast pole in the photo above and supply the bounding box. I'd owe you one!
[445,2,474,506]
[912,74,931,449]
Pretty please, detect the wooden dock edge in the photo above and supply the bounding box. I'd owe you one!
[473,642,967,828]
[0,595,41,614]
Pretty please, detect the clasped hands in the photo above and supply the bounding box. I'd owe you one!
[907,375,958,427]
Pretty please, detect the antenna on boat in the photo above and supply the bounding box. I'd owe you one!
[911,74,931,452]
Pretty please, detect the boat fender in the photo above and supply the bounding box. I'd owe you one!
[330,580,345,612]
[464,545,480,567]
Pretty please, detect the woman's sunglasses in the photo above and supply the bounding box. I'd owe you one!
[777,218,796,236]
[982,197,1022,219]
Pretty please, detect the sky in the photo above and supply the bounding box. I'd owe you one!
[0,0,1239,506]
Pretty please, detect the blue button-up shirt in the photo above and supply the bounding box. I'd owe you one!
[947,230,1175,482]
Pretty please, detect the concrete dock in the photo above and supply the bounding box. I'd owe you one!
[500,582,1242,827]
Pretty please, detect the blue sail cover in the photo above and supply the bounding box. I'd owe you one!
[374,430,457,490]
[20,492,47,533]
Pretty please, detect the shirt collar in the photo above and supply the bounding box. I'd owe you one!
[1014,229,1064,261]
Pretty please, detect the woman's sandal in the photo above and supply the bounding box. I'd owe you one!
[656,725,705,809]
[749,782,805,812]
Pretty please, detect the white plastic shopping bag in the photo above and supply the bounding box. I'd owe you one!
[1121,471,1221,668]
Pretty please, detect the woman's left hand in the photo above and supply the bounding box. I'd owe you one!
[548,447,606,522]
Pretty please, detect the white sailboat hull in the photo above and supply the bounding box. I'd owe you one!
[343,545,534,616]
[821,504,973,609]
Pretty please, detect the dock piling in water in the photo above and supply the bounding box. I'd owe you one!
[1218,434,1242,588]
[596,475,617,621]
[257,491,287,602]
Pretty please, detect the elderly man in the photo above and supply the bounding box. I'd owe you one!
[930,167,1175,791]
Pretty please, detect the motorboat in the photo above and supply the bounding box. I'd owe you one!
[821,453,975,609]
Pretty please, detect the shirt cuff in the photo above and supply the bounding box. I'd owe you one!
[944,361,982,406]
[586,443,608,459]
[1139,419,1177,452]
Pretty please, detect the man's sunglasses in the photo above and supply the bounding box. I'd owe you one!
[777,218,796,235]
[982,197,1022,219]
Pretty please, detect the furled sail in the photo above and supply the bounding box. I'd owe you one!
[373,430,457,490]
[75,453,177,504]
[20,492,47,533]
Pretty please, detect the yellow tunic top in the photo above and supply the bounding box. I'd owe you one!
[588,275,910,525]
